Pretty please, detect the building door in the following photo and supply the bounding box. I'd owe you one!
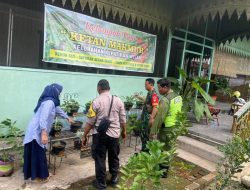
[166,28,215,92]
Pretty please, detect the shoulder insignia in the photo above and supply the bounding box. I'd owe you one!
[86,102,96,118]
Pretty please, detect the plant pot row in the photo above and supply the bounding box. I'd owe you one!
[50,121,83,138]
[124,102,144,111]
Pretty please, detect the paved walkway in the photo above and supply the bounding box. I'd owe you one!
[0,102,235,189]
[187,101,233,144]
[0,138,138,190]
[189,113,233,144]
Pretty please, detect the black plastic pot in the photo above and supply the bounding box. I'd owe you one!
[124,102,133,111]
[70,121,83,133]
[49,125,62,137]
[51,141,66,155]
[133,128,140,136]
[67,108,79,116]
[74,139,82,150]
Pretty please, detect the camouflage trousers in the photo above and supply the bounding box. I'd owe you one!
[140,113,150,152]
[158,127,173,151]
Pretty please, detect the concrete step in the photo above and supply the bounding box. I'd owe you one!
[187,133,225,147]
[177,148,217,172]
[177,136,224,163]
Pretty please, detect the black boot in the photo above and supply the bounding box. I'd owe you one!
[160,165,169,178]
[110,175,119,188]
[93,180,106,190]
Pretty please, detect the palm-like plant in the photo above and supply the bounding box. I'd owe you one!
[168,68,215,121]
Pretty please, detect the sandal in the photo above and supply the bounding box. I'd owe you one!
[32,175,51,183]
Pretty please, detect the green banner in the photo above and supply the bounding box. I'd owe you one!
[43,4,156,73]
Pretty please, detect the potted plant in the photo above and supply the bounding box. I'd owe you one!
[134,91,145,109]
[70,120,83,133]
[127,114,141,136]
[123,96,135,111]
[61,98,81,116]
[84,101,91,114]
[135,100,144,109]
[214,76,232,97]
[168,67,215,122]
[49,117,63,137]
[74,130,84,150]
[0,119,24,177]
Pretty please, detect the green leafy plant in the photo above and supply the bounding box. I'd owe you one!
[215,136,250,190]
[214,76,232,97]
[72,129,85,150]
[215,76,229,89]
[136,100,144,109]
[53,117,63,131]
[127,114,141,135]
[122,96,135,111]
[169,111,191,147]
[168,67,215,121]
[118,140,175,190]
[134,91,145,109]
[61,98,80,114]
[119,111,191,190]
[76,130,84,139]
[50,117,64,137]
[123,96,135,104]
[0,119,24,162]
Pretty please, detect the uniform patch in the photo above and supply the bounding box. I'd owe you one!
[174,97,181,104]
[151,93,159,106]
[87,102,96,118]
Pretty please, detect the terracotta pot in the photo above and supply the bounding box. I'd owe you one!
[0,159,14,177]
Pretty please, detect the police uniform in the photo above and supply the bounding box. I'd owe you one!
[140,90,158,151]
[86,92,126,189]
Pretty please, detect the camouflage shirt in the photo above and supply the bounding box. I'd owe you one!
[142,89,159,116]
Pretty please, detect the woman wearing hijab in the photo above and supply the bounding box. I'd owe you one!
[23,83,73,182]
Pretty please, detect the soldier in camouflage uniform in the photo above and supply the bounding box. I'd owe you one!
[135,78,159,152]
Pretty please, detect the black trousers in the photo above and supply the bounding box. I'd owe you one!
[91,133,120,187]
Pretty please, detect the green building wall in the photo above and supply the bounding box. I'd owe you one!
[0,66,156,131]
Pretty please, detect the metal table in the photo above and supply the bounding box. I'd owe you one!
[48,130,92,175]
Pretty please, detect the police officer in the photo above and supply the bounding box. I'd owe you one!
[135,78,158,152]
[151,78,182,177]
[82,79,126,190]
